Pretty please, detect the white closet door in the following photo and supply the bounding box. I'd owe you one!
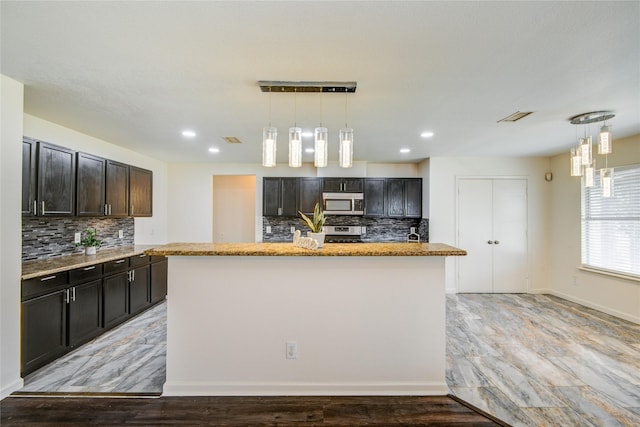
[492,179,528,293]
[457,179,493,292]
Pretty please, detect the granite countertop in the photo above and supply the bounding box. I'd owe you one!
[22,245,159,280]
[145,242,467,257]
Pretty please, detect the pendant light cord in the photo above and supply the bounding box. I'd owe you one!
[268,86,272,127]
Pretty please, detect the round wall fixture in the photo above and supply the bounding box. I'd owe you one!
[545,172,553,182]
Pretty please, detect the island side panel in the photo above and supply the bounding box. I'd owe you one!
[164,255,446,396]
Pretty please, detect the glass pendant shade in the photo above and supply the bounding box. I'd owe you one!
[288,127,302,167]
[339,128,354,168]
[584,161,595,188]
[314,127,328,167]
[262,126,277,167]
[599,125,612,154]
[570,147,583,176]
[580,136,592,166]
[600,168,614,197]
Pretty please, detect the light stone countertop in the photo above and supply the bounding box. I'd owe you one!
[145,242,467,257]
[22,245,159,280]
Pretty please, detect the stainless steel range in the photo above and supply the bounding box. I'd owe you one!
[324,225,365,243]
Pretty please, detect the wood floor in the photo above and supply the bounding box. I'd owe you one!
[0,395,501,426]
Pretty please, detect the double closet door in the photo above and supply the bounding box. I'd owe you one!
[457,178,528,293]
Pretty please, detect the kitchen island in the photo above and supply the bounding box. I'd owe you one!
[146,242,466,396]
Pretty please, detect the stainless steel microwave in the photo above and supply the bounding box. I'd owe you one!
[322,192,364,215]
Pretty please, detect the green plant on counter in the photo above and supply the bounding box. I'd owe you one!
[298,202,326,233]
[76,228,103,248]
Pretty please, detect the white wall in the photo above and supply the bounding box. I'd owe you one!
[23,115,169,245]
[549,134,640,323]
[167,162,421,243]
[1,74,25,398]
[428,157,551,293]
[212,175,256,243]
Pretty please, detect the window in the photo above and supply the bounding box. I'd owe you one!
[582,164,640,278]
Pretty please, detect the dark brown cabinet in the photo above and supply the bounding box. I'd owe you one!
[387,178,422,218]
[323,177,363,193]
[68,279,103,347]
[22,138,37,216]
[298,178,322,215]
[150,257,168,305]
[263,177,297,216]
[102,257,130,328]
[76,152,106,216]
[364,178,386,217]
[129,166,153,217]
[129,254,151,315]
[105,160,129,217]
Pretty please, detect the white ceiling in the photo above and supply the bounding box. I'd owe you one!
[2,1,639,164]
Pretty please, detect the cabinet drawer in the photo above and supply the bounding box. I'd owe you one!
[129,253,150,268]
[69,264,102,284]
[103,258,129,276]
[150,255,167,264]
[22,272,69,301]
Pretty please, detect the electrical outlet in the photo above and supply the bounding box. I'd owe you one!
[361,226,366,235]
[118,229,124,238]
[410,227,416,234]
[286,341,298,359]
[266,226,272,234]
[74,232,81,244]
[291,226,296,233]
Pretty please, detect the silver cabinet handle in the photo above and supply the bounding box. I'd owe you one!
[41,201,46,215]
[131,204,134,215]
[108,204,112,215]
[64,289,70,304]
[277,207,282,216]
[132,270,135,281]
[71,287,76,302]
[40,275,57,281]
[82,265,96,271]
[33,200,37,215]
[139,254,146,258]
[115,259,126,264]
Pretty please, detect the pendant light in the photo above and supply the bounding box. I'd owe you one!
[288,89,302,167]
[314,90,328,167]
[599,124,612,154]
[339,91,353,168]
[262,87,277,167]
[601,167,614,197]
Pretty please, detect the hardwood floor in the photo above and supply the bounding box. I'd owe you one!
[0,395,501,426]
[447,294,640,427]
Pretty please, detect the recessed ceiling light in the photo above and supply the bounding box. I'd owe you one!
[182,130,196,138]
[400,148,411,153]
[208,147,220,153]
[420,131,434,138]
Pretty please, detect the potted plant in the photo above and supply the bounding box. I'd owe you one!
[77,228,103,255]
[298,202,327,247]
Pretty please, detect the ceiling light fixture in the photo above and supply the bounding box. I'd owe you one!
[262,87,277,167]
[182,130,196,138]
[208,147,220,153]
[400,148,411,154]
[259,81,357,168]
[420,131,434,138]
[568,111,615,197]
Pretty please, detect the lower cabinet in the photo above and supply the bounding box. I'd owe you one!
[129,264,150,316]
[150,258,168,305]
[68,279,103,347]
[103,271,130,329]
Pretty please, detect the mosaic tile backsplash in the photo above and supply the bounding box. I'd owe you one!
[263,216,428,243]
[22,217,134,261]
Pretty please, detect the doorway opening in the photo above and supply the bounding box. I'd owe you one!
[212,175,256,243]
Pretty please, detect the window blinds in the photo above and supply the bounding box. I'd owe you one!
[581,164,640,278]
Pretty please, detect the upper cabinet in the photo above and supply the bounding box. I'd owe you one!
[22,138,76,217]
[298,178,322,215]
[323,177,363,193]
[263,177,297,216]
[364,178,386,217]
[387,178,422,218]
[76,152,106,217]
[129,166,153,217]
[105,160,129,217]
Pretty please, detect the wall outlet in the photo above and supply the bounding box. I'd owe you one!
[286,341,298,360]
[291,226,296,233]
[361,226,366,235]
[118,229,124,239]
[266,226,272,234]
[410,227,416,234]
[74,232,81,244]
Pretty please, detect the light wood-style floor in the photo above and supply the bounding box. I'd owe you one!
[447,294,640,426]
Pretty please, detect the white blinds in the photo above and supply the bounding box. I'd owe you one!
[581,164,640,278]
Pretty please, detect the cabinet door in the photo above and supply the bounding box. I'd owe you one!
[298,178,322,215]
[68,280,103,347]
[21,290,67,375]
[22,138,37,216]
[129,265,150,315]
[386,179,405,217]
[322,178,343,192]
[103,272,129,328]
[343,178,363,192]
[404,179,422,218]
[129,166,153,217]
[105,160,129,217]
[76,152,106,216]
[263,178,281,215]
[150,259,168,304]
[280,178,298,216]
[364,178,385,217]
[37,142,76,216]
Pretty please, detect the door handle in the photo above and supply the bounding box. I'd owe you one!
[494,240,500,245]
[487,240,494,244]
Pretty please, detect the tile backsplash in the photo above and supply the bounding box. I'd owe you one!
[22,217,134,261]
[263,216,428,243]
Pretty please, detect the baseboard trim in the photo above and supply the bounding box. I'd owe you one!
[163,381,449,396]
[548,290,640,324]
[1,378,24,400]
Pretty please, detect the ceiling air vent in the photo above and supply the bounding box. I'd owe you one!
[497,111,533,123]
[222,136,242,144]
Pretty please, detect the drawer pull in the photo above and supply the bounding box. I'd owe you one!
[40,275,57,282]
[115,259,126,264]
[82,266,96,271]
